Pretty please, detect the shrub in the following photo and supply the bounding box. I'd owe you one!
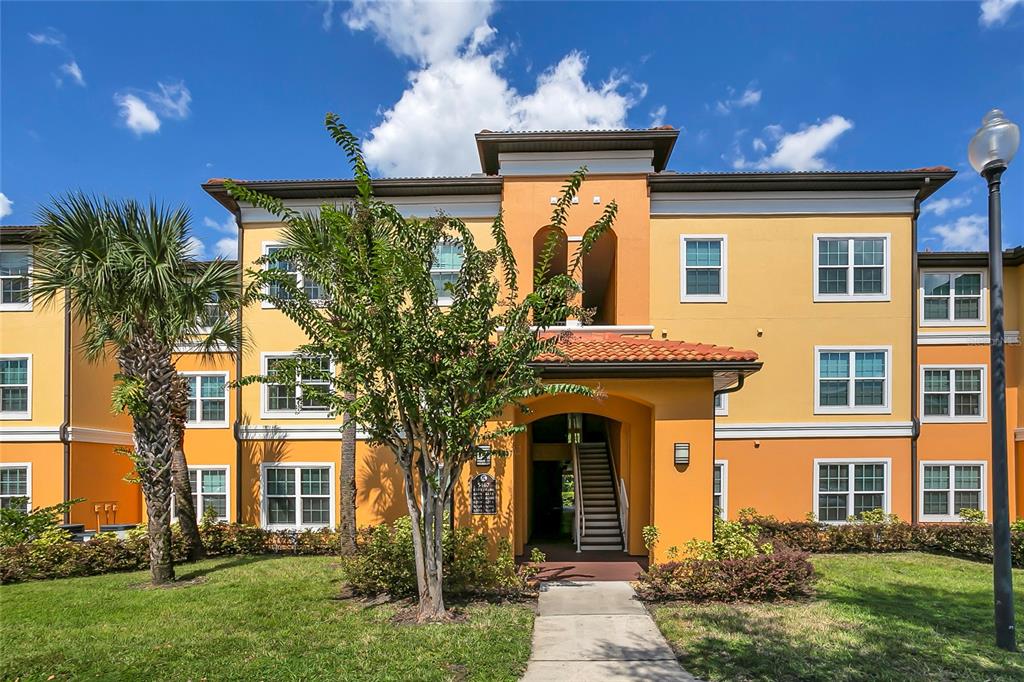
[636,551,816,602]
[338,516,526,598]
[686,517,773,560]
[0,498,84,547]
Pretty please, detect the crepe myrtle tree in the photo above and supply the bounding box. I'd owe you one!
[32,195,240,584]
[226,113,617,621]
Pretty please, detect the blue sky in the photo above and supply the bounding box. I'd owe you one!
[3,0,1023,257]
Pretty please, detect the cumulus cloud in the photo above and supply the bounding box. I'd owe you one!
[980,0,1022,26]
[921,193,972,217]
[733,115,854,171]
[346,0,644,176]
[649,105,668,127]
[203,214,238,235]
[115,93,161,135]
[932,214,987,250]
[148,81,191,119]
[214,238,238,259]
[184,236,206,259]
[715,85,762,115]
[59,61,85,87]
[0,193,13,219]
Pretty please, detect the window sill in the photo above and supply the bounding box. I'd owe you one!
[814,406,892,416]
[0,303,32,312]
[920,319,986,328]
[813,294,891,303]
[0,412,32,421]
[185,422,231,430]
[259,410,334,421]
[920,514,985,523]
[920,415,987,424]
[680,296,728,304]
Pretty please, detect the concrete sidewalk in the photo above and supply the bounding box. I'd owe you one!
[521,581,698,681]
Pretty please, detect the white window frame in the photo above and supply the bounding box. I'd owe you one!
[260,242,324,309]
[920,365,987,423]
[919,269,986,327]
[0,463,31,511]
[713,460,728,519]
[919,460,987,522]
[172,465,231,523]
[714,392,729,416]
[813,458,891,524]
[0,245,32,312]
[812,234,890,302]
[180,371,230,428]
[260,462,336,530]
[814,346,892,415]
[0,354,31,420]
[680,234,728,303]
[432,241,465,306]
[260,352,334,420]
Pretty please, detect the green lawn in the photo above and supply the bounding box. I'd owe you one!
[0,556,534,681]
[651,552,1024,682]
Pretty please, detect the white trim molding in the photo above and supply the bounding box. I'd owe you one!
[650,190,918,216]
[498,150,654,176]
[920,364,987,424]
[239,424,369,441]
[1016,428,1024,442]
[714,392,729,417]
[813,457,892,523]
[715,421,914,439]
[680,234,728,303]
[180,371,230,429]
[0,426,61,442]
[714,460,728,520]
[259,351,335,420]
[68,427,134,445]
[812,234,891,303]
[173,465,232,524]
[0,354,32,420]
[919,460,987,523]
[919,268,987,327]
[917,330,1020,345]
[240,195,502,222]
[814,345,893,415]
[260,461,336,530]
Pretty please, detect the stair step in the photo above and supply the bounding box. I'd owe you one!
[585,513,618,520]
[586,519,620,527]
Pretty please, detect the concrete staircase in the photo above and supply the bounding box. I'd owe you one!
[576,442,624,551]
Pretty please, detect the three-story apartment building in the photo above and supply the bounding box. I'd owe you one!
[3,128,1022,561]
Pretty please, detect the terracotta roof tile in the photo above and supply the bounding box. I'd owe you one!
[534,333,758,364]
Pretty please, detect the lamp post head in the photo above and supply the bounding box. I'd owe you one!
[969,109,1020,175]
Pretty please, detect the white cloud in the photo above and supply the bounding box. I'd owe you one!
[0,193,12,219]
[347,1,643,176]
[932,214,987,250]
[214,238,238,259]
[322,0,335,31]
[715,85,762,115]
[203,214,238,235]
[59,61,85,87]
[752,137,766,153]
[733,115,854,171]
[115,93,161,135]
[148,81,191,119]
[28,29,63,46]
[649,105,668,127]
[184,236,206,258]
[980,0,1022,26]
[921,193,972,217]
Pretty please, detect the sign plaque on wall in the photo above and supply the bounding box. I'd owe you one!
[470,474,497,515]
[475,445,492,467]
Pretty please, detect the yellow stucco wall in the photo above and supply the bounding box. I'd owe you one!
[0,291,65,427]
[0,442,64,510]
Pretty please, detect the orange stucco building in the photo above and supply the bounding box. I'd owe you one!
[3,129,1023,562]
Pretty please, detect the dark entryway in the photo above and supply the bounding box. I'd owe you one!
[531,460,569,541]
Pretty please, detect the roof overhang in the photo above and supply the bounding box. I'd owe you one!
[918,247,1024,268]
[529,360,762,382]
[475,128,679,175]
[0,225,38,243]
[648,168,955,202]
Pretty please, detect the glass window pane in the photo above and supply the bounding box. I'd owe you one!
[923,273,951,296]
[853,493,884,516]
[818,494,848,522]
[923,297,950,320]
[686,240,721,267]
[200,376,225,398]
[854,464,885,492]
[713,465,722,495]
[818,239,848,266]
[955,465,981,490]
[953,298,981,320]
[0,387,28,413]
[954,370,981,393]
[820,353,850,378]
[923,393,949,416]
[819,381,849,406]
[432,272,458,300]
[853,239,884,266]
[923,491,949,515]
[853,267,883,294]
[268,497,296,525]
[202,469,227,494]
[0,359,28,385]
[300,468,330,496]
[854,380,884,406]
[202,399,226,421]
[266,469,294,496]
[433,242,465,270]
[188,470,198,490]
[302,497,330,525]
[954,273,981,296]
[924,370,950,393]
[923,466,950,490]
[0,496,29,512]
[686,269,721,295]
[818,268,847,294]
[818,465,849,492]
[0,468,28,496]
[0,251,29,276]
[187,376,198,398]
[1,278,30,304]
[267,385,296,411]
[202,494,227,519]
[954,394,980,417]
[855,352,885,378]
[953,491,981,513]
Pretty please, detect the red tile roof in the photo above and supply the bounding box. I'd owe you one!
[534,333,758,364]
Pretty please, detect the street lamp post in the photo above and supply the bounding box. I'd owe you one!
[969,108,1020,652]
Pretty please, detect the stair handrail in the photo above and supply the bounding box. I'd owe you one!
[604,422,628,552]
[571,442,584,554]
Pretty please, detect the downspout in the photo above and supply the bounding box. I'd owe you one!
[59,294,72,524]
[231,206,245,524]
[910,190,923,524]
[712,373,745,533]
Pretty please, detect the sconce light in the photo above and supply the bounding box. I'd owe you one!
[674,442,690,465]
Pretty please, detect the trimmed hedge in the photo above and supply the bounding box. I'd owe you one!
[636,551,816,602]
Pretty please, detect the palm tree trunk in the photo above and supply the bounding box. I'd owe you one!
[339,393,357,554]
[170,374,205,561]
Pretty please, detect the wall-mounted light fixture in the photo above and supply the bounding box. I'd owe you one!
[674,442,690,465]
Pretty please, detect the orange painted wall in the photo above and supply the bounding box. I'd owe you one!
[68,441,141,529]
[0,442,64,510]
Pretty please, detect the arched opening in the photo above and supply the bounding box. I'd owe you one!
[582,229,617,325]
[532,226,568,287]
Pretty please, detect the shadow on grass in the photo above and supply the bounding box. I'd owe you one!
[174,554,275,582]
[657,583,1024,682]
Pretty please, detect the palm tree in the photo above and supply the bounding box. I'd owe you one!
[32,194,239,584]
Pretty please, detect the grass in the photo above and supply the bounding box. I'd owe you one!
[651,552,1024,682]
[0,555,534,681]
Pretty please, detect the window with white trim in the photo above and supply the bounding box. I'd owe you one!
[173,467,229,523]
[184,373,228,426]
[0,465,29,512]
[714,392,728,416]
[713,462,727,519]
[263,354,332,417]
[816,461,888,522]
[814,235,888,301]
[0,355,30,419]
[432,242,464,304]
[816,348,889,413]
[0,246,31,310]
[263,465,333,528]
[922,272,983,324]
[922,462,984,521]
[922,367,985,422]
[264,244,324,303]
[680,236,727,302]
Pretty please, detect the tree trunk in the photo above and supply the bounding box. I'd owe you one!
[118,332,180,585]
[339,393,357,555]
[406,450,448,623]
[170,374,205,561]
